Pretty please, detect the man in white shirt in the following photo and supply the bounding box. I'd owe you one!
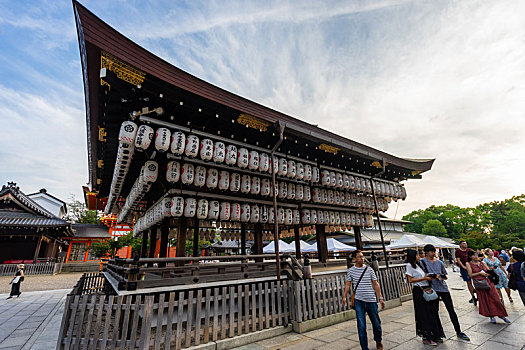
[342,250,385,350]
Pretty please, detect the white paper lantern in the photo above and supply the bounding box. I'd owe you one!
[272,156,279,174]
[317,210,325,224]
[287,183,296,200]
[218,170,229,190]
[312,188,321,203]
[355,177,362,192]
[248,150,259,170]
[303,186,311,202]
[287,160,296,178]
[225,145,237,165]
[329,172,336,187]
[200,138,214,161]
[304,164,312,181]
[230,173,241,192]
[261,178,271,196]
[166,161,180,183]
[327,190,334,205]
[334,212,340,225]
[278,158,287,176]
[346,213,352,226]
[197,199,209,219]
[155,128,171,152]
[321,189,328,204]
[237,148,249,168]
[268,208,275,224]
[241,175,251,193]
[295,184,304,201]
[184,198,197,217]
[181,163,194,185]
[260,206,269,223]
[321,170,330,186]
[342,174,350,189]
[351,213,356,226]
[349,176,356,191]
[278,182,287,199]
[211,142,225,163]
[143,161,158,183]
[162,197,172,218]
[250,205,260,223]
[334,191,340,205]
[241,204,251,222]
[293,209,300,225]
[208,201,220,220]
[312,167,320,183]
[206,168,218,189]
[171,196,184,217]
[185,134,199,158]
[258,153,270,172]
[285,209,293,225]
[219,202,231,221]
[277,208,285,224]
[301,209,311,224]
[231,203,241,221]
[119,121,138,145]
[340,212,346,225]
[171,131,186,155]
[250,177,261,195]
[194,166,206,187]
[296,163,304,180]
[323,211,330,225]
[336,173,343,188]
[135,124,154,150]
[310,209,318,224]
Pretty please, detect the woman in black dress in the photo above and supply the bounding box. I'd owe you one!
[7,264,24,299]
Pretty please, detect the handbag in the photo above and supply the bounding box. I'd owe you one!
[419,260,438,302]
[472,263,490,290]
[508,264,518,290]
[350,266,368,309]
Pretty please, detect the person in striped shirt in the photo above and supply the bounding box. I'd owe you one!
[342,250,385,350]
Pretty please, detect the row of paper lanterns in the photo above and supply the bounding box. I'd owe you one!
[133,196,374,235]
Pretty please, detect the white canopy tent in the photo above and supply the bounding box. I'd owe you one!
[302,238,356,253]
[422,236,459,249]
[287,240,312,252]
[263,240,295,253]
[386,234,426,250]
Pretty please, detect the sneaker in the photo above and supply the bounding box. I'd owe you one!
[6,296,12,300]
[468,298,474,303]
[423,339,438,346]
[499,317,511,324]
[490,317,496,323]
[457,332,470,341]
[473,298,478,306]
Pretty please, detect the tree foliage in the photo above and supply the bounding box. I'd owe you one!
[65,196,99,224]
[89,232,141,259]
[403,194,525,250]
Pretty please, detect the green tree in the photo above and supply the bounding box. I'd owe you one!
[89,232,141,259]
[422,219,447,236]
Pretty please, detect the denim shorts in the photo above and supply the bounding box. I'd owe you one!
[460,267,471,282]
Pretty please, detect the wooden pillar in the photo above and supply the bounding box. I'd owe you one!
[65,240,72,263]
[240,223,246,255]
[175,219,187,266]
[192,219,200,257]
[294,225,301,260]
[254,223,263,262]
[148,227,157,267]
[84,241,91,262]
[140,231,148,258]
[158,219,170,267]
[315,225,328,263]
[353,226,364,251]
[33,235,43,263]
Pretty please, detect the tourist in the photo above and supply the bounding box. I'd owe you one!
[7,264,24,299]
[421,245,470,341]
[454,241,476,304]
[482,248,513,304]
[507,249,525,306]
[466,251,510,323]
[500,250,510,263]
[405,249,445,346]
[342,250,385,350]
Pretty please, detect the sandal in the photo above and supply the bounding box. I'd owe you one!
[509,296,514,303]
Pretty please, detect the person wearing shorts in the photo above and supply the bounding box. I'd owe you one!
[455,241,476,304]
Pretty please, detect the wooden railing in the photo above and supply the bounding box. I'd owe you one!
[0,262,62,276]
[70,272,113,295]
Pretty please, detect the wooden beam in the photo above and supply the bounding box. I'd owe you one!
[192,219,200,257]
[353,226,363,251]
[158,219,170,267]
[240,223,246,255]
[293,225,301,260]
[175,219,187,266]
[254,223,263,262]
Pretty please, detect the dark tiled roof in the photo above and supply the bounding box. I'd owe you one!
[0,211,69,227]
[0,184,57,218]
[72,224,111,238]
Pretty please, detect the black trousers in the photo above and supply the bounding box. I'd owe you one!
[437,291,461,333]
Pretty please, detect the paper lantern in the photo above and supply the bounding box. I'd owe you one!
[185,134,199,158]
[260,206,269,223]
[340,212,346,225]
[321,189,328,204]
[155,128,171,152]
[200,138,214,161]
[208,201,219,220]
[184,198,197,217]
[343,174,350,189]
[166,161,180,183]
[285,209,293,225]
[312,188,321,203]
[219,202,231,221]
[250,177,261,195]
[323,211,330,225]
[296,163,304,180]
[213,142,225,163]
[321,170,330,186]
[231,203,241,221]
[162,197,172,218]
[287,160,296,178]
[230,173,241,192]
[135,124,154,150]
[277,208,285,224]
[310,210,318,224]
[143,161,158,183]
[248,150,259,170]
[241,175,251,193]
[171,131,186,155]
[295,184,304,201]
[194,166,206,187]
[304,164,312,181]
[250,205,260,223]
[171,197,184,217]
[272,156,279,174]
[218,170,229,190]
[237,148,249,168]
[119,121,138,145]
[287,183,296,200]
[293,209,300,225]
[317,210,325,224]
[301,209,311,224]
[303,186,311,202]
[268,208,275,224]
[278,182,287,199]
[225,145,237,165]
[181,163,194,185]
[206,168,218,189]
[197,199,209,219]
[334,191,340,205]
[278,158,287,176]
[355,177,362,192]
[240,204,251,222]
[259,153,270,172]
[329,172,337,187]
[261,178,271,196]
[312,167,320,183]
[336,173,343,188]
[327,190,334,205]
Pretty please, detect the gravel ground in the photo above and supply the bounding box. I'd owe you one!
[0,273,84,294]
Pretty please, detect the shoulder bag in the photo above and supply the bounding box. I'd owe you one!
[420,260,438,302]
[350,266,368,309]
[471,263,490,290]
[508,264,518,290]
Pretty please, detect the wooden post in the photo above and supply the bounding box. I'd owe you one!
[240,223,246,255]
[192,219,200,257]
[254,223,263,262]
[33,235,43,263]
[140,231,148,258]
[371,180,389,268]
[148,227,157,267]
[294,225,301,260]
[65,240,72,263]
[175,219,187,266]
[315,225,328,263]
[158,219,170,267]
[353,226,364,251]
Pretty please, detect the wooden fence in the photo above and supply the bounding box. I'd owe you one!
[0,262,62,276]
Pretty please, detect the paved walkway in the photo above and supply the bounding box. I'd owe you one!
[232,268,525,350]
[0,289,70,350]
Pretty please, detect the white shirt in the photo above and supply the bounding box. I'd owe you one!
[405,263,429,287]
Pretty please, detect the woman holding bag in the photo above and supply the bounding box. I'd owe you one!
[466,251,510,323]
[7,264,24,299]
[405,249,445,346]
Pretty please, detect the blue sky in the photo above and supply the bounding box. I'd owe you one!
[1,0,524,217]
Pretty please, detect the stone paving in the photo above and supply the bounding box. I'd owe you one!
[232,267,525,350]
[0,289,69,350]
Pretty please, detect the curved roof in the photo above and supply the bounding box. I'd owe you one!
[72,1,434,193]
